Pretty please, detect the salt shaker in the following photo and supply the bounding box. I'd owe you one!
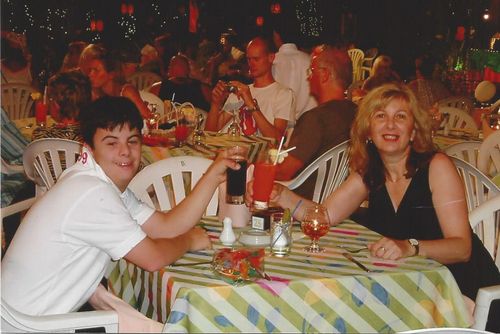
[220,217,236,246]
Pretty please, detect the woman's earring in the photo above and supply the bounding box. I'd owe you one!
[366,138,373,144]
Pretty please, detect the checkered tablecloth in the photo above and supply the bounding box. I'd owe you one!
[107,218,472,333]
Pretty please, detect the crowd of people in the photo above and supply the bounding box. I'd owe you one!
[1,18,500,333]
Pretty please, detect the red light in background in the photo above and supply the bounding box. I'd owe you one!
[256,16,264,26]
[90,20,96,31]
[128,4,134,15]
[270,3,281,14]
[121,3,127,15]
[96,20,104,32]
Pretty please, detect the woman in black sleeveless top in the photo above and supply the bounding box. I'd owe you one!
[259,83,499,331]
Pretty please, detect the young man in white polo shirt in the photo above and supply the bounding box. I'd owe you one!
[1,97,239,324]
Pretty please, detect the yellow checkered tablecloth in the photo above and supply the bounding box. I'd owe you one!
[107,218,472,333]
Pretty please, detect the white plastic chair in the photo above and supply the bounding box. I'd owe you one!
[127,72,162,91]
[278,140,351,204]
[451,157,500,212]
[347,49,365,82]
[128,156,218,215]
[439,106,479,136]
[438,95,475,115]
[468,195,500,330]
[139,90,165,116]
[444,141,482,167]
[1,83,39,120]
[477,131,500,179]
[22,138,82,196]
[1,298,118,333]
[360,47,378,80]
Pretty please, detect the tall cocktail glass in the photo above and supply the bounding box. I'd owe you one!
[226,146,249,204]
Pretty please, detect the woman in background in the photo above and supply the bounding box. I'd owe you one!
[32,69,91,142]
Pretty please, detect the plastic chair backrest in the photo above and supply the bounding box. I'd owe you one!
[127,72,162,91]
[128,156,218,215]
[477,131,500,179]
[1,298,118,333]
[468,195,500,269]
[278,140,351,203]
[468,195,500,331]
[438,95,475,115]
[439,106,479,136]
[444,141,481,167]
[361,48,378,80]
[139,90,165,116]
[451,156,500,212]
[347,49,365,82]
[1,83,38,120]
[22,138,82,195]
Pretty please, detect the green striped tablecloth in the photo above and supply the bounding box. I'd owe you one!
[141,131,271,166]
[107,218,472,333]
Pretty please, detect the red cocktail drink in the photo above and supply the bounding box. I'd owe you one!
[252,161,277,210]
[35,101,48,127]
[175,124,189,146]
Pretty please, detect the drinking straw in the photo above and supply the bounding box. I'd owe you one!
[277,146,296,156]
[43,85,48,104]
[274,136,285,165]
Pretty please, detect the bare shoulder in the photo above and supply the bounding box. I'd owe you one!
[429,152,455,171]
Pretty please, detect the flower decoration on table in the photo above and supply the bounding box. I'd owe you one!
[212,248,265,285]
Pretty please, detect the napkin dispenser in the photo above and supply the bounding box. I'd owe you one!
[251,207,283,231]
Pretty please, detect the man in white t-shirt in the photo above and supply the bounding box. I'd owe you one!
[1,97,240,320]
[205,37,294,141]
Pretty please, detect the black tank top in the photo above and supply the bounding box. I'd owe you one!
[364,164,500,300]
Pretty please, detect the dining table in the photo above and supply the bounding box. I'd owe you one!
[106,217,472,333]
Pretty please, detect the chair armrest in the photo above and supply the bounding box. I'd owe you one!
[3,308,118,333]
[472,284,500,330]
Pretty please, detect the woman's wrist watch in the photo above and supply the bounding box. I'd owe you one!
[408,238,420,256]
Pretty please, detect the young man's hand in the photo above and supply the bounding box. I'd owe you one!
[205,148,242,184]
[186,226,212,251]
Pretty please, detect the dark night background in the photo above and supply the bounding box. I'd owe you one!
[1,0,498,83]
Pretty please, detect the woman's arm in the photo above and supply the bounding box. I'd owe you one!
[370,153,472,263]
[122,84,152,119]
[247,172,368,223]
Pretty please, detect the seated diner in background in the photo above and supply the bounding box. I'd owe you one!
[86,44,152,119]
[352,55,401,101]
[149,54,211,111]
[247,83,500,332]
[32,69,91,142]
[1,96,241,332]
[204,37,294,141]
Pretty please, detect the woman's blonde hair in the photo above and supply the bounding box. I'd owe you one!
[350,83,436,189]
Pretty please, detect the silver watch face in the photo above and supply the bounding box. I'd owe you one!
[409,238,419,246]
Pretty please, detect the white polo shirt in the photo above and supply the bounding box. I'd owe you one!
[1,147,155,315]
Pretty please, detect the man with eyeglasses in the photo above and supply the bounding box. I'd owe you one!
[275,45,357,200]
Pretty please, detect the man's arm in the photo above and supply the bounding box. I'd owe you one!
[276,153,304,180]
[205,81,231,131]
[140,151,240,239]
[124,227,210,271]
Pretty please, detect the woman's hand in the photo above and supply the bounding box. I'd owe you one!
[368,237,414,260]
[245,179,288,208]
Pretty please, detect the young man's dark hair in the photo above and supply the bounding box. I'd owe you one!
[79,96,143,148]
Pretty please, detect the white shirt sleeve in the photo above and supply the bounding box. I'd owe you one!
[62,184,148,261]
[273,86,295,123]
